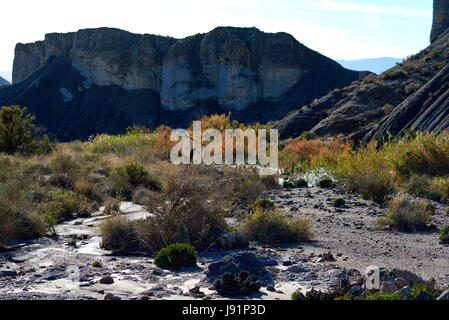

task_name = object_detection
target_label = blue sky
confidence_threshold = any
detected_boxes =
[0,0,433,78]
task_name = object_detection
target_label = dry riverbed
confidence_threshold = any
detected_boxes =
[1,186,448,300]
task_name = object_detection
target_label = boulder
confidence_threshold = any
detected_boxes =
[212,271,261,296]
[207,252,270,282]
[216,232,249,250]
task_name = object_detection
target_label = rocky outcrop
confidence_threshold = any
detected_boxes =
[275,27,449,141]
[431,0,449,43]
[362,63,449,143]
[1,27,362,140]
[0,76,8,87]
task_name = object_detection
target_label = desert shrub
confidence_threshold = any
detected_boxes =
[333,198,346,208]
[50,154,79,175]
[137,168,227,251]
[87,133,156,155]
[260,175,281,190]
[432,49,442,57]
[382,103,395,115]
[440,226,449,244]
[75,179,95,198]
[0,106,52,155]
[48,189,79,220]
[0,183,46,242]
[334,293,357,301]
[92,261,102,268]
[280,137,352,174]
[100,216,138,253]
[154,243,198,269]
[405,175,430,194]
[295,178,308,188]
[390,133,449,177]
[283,180,295,189]
[366,292,403,300]
[431,177,449,200]
[291,289,305,300]
[240,207,312,244]
[332,142,394,203]
[107,163,161,197]
[298,131,318,141]
[77,197,94,217]
[377,194,433,231]
[413,188,442,202]
[103,197,122,215]
[409,284,438,300]
[132,187,151,205]
[250,198,275,210]
[318,178,335,189]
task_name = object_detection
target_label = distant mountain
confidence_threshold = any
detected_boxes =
[0,76,9,87]
[0,72,12,83]
[337,57,404,75]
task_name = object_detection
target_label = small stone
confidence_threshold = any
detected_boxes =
[99,276,114,284]
[266,285,276,292]
[104,293,121,300]
[282,260,293,267]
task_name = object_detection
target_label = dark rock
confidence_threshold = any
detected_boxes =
[207,252,270,282]
[217,232,249,250]
[0,270,18,277]
[266,285,276,292]
[104,293,121,300]
[99,276,114,284]
[212,272,261,296]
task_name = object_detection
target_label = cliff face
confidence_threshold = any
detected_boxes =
[431,0,449,43]
[1,27,362,140]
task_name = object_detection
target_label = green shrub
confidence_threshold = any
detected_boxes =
[440,226,449,244]
[366,292,403,300]
[334,293,356,301]
[377,194,433,231]
[0,105,52,155]
[333,198,346,208]
[298,131,318,141]
[413,188,442,202]
[295,179,308,188]
[432,49,442,57]
[107,163,161,194]
[154,243,198,269]
[283,180,295,189]
[92,261,102,268]
[240,207,312,244]
[291,289,305,300]
[318,178,335,189]
[409,284,438,300]
[250,198,275,210]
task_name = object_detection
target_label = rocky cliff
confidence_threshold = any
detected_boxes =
[0,27,362,141]
[276,9,449,142]
[431,0,449,43]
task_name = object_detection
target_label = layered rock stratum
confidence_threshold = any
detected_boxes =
[0,27,362,140]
